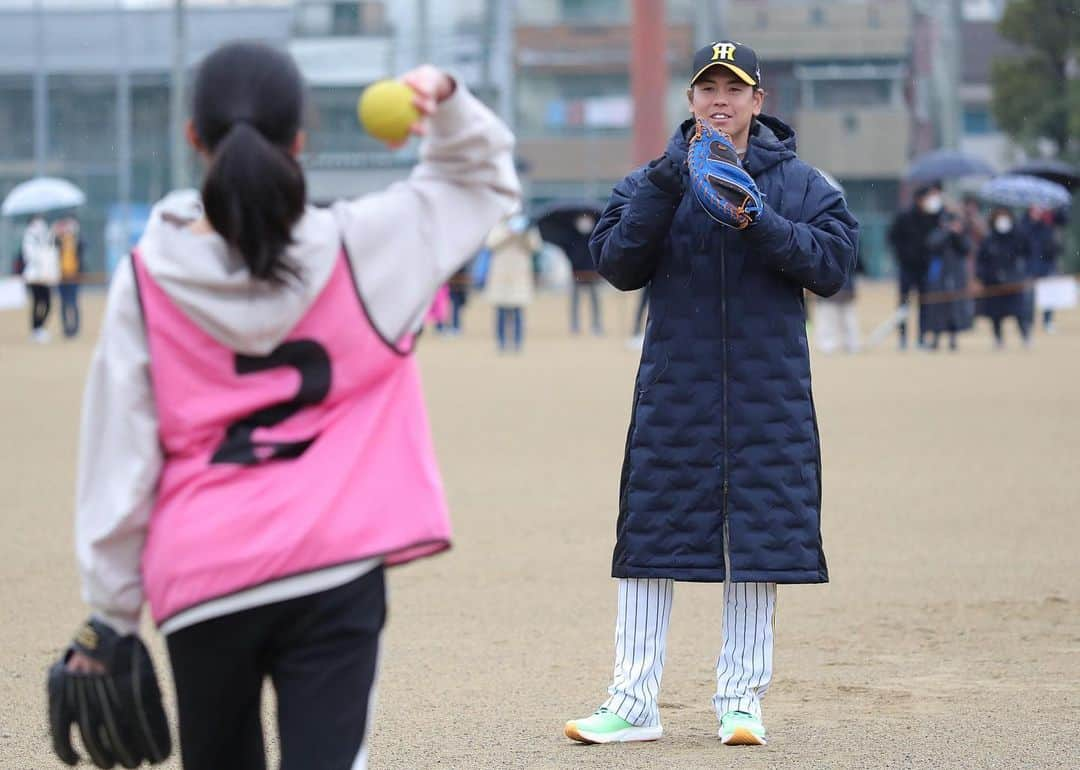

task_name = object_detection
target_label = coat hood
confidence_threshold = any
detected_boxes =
[135,190,340,357]
[667,113,797,177]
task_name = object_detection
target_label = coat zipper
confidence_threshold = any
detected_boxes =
[720,235,732,584]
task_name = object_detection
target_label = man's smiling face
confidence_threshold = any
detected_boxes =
[688,70,764,151]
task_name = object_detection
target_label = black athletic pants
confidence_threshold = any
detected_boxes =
[28,283,51,330]
[166,567,386,770]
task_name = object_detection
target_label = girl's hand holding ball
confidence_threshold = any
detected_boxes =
[357,65,456,149]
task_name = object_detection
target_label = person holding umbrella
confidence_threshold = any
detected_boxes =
[923,208,973,351]
[977,207,1033,348]
[535,203,605,336]
[53,216,86,338]
[19,214,60,343]
[1021,205,1063,333]
[887,184,943,350]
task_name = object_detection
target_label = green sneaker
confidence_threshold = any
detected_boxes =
[564,708,663,744]
[719,710,767,746]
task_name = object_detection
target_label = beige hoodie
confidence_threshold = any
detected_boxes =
[76,85,520,635]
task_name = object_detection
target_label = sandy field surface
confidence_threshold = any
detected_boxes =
[1,281,1077,770]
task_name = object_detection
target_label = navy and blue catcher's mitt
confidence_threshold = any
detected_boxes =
[47,619,172,768]
[687,118,763,229]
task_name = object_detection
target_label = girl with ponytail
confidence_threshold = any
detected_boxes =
[55,40,519,769]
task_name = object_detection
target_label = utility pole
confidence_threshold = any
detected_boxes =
[33,0,48,177]
[492,0,517,131]
[415,0,429,67]
[170,0,188,190]
[630,0,669,165]
[116,1,132,263]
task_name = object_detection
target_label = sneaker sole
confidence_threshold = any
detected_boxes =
[720,726,767,746]
[564,722,662,744]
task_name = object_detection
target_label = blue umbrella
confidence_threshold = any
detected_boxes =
[979,174,1072,210]
[906,149,995,183]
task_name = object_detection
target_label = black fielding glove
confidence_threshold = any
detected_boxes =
[645,153,686,198]
[47,618,172,768]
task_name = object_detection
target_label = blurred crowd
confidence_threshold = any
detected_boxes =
[884,184,1066,352]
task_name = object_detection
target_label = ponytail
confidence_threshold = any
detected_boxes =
[191,42,307,285]
[201,122,306,284]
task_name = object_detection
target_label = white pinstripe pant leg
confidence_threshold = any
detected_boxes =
[601,578,673,728]
[712,581,776,721]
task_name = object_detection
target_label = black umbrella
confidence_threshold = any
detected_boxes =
[533,201,603,273]
[1007,159,1080,191]
[906,149,995,183]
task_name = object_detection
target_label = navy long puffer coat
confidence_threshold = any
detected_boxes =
[590,115,858,584]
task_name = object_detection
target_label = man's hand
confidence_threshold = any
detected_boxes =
[645,153,686,198]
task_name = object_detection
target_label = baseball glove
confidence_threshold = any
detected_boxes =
[687,118,763,229]
[47,618,171,768]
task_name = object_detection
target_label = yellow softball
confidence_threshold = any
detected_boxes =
[357,80,419,145]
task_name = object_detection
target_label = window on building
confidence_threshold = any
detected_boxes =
[559,0,624,24]
[0,77,34,161]
[48,75,117,163]
[810,79,893,109]
[962,106,997,135]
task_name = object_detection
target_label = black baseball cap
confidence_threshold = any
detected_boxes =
[690,40,761,88]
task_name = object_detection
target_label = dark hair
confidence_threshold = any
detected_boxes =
[193,42,306,284]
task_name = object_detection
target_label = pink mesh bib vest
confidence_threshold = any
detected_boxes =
[132,250,451,626]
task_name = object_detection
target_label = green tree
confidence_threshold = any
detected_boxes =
[990,0,1080,158]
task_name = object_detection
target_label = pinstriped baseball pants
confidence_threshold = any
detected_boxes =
[601,578,776,727]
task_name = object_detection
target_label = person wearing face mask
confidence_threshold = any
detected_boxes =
[1020,205,1063,333]
[887,184,944,349]
[923,209,973,351]
[976,207,1033,348]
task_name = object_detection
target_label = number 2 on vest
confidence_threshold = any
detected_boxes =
[211,340,332,465]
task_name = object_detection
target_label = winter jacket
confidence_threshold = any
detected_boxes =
[590,115,858,583]
[976,230,1031,322]
[484,218,540,307]
[923,226,973,333]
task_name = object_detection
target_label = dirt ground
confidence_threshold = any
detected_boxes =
[1,282,1077,770]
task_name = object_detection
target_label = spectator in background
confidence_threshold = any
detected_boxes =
[887,183,942,350]
[923,208,972,352]
[567,213,604,336]
[977,207,1032,349]
[961,194,987,283]
[484,210,540,353]
[53,216,85,338]
[1021,205,1062,333]
[445,265,470,334]
[814,260,861,355]
[20,214,60,343]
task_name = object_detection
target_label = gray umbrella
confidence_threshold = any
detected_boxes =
[979,174,1072,210]
[1007,159,1080,191]
[906,150,995,183]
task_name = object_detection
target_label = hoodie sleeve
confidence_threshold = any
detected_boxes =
[75,258,161,635]
[589,167,680,292]
[333,83,520,345]
[742,167,859,297]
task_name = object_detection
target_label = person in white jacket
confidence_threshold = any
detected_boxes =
[52,41,519,770]
[484,210,541,351]
[20,214,60,342]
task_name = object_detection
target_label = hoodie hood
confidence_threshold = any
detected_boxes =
[668,113,797,177]
[135,190,340,357]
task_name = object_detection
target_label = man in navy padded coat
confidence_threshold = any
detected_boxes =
[564,40,858,749]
